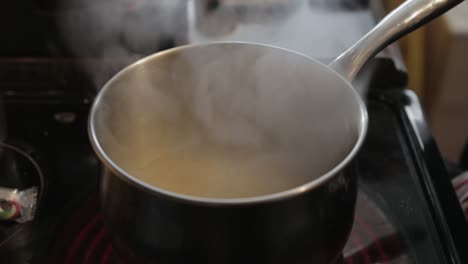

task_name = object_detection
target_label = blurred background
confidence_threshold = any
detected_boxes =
[384,0,468,162]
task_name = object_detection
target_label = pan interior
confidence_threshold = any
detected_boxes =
[91,43,366,199]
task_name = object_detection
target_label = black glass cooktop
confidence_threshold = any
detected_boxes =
[1,81,467,263]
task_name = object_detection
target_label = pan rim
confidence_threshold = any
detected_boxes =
[88,41,369,205]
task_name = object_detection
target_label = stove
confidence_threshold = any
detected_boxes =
[1,0,468,263]
[46,191,404,264]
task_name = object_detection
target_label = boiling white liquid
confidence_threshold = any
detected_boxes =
[111,114,323,199]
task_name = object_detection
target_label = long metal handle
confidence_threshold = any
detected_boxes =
[329,0,464,82]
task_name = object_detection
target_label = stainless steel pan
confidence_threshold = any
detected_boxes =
[89,0,464,263]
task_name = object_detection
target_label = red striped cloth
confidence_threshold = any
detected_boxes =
[453,172,468,220]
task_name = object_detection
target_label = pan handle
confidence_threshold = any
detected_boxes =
[329,0,464,82]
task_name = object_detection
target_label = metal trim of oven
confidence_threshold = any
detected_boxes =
[398,90,468,263]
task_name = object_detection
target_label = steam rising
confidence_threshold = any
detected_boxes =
[62,1,372,197]
[59,0,185,88]
[59,0,375,96]
[91,43,365,197]
[188,0,375,96]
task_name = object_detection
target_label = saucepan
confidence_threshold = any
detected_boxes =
[89,0,464,263]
